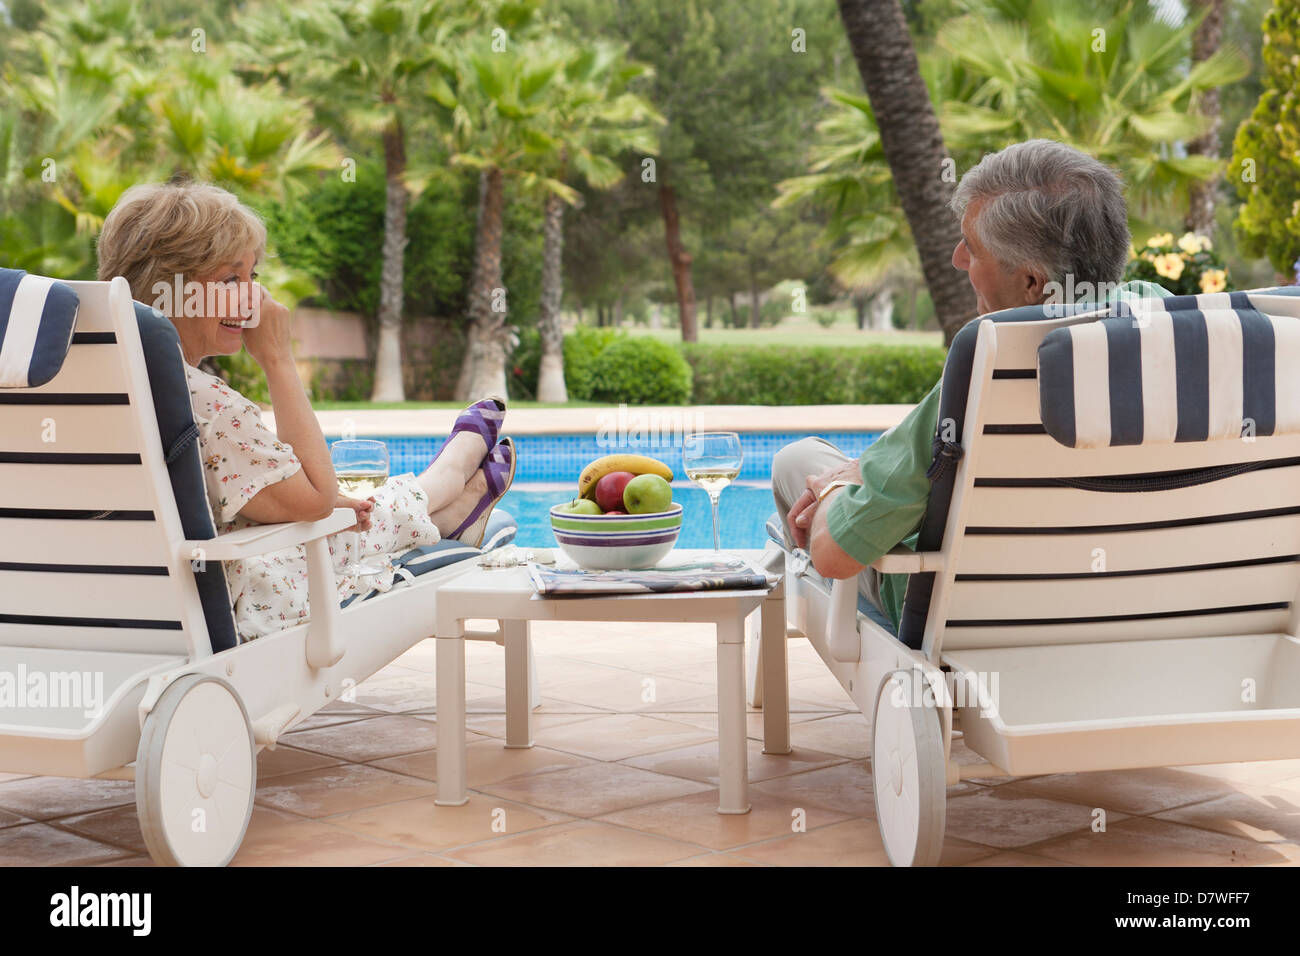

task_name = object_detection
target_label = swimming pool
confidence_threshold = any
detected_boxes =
[325,430,882,548]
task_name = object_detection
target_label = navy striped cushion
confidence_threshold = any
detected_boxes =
[1037,291,1300,448]
[0,268,80,387]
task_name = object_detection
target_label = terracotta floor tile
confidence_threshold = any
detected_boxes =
[55,803,147,856]
[286,709,382,734]
[0,807,28,829]
[787,673,856,708]
[230,807,411,866]
[543,672,715,712]
[0,775,135,821]
[352,673,499,714]
[1153,787,1300,844]
[729,818,996,866]
[257,744,345,780]
[665,853,766,866]
[661,709,829,739]
[1031,816,1298,866]
[254,764,436,818]
[0,822,131,866]
[752,762,876,817]
[643,693,842,715]
[1177,759,1300,787]
[0,773,31,784]
[1002,767,1241,816]
[477,762,711,817]
[597,789,851,851]
[962,851,1080,866]
[369,740,590,786]
[621,741,845,786]
[330,793,570,853]
[460,711,605,739]
[284,714,459,762]
[374,854,463,867]
[544,642,717,672]
[532,714,717,761]
[943,786,1127,850]
[444,820,701,866]
[787,713,872,760]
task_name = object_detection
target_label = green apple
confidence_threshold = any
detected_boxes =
[623,473,673,514]
[558,497,602,516]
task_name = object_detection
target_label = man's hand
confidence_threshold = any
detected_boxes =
[787,461,860,549]
[337,494,375,533]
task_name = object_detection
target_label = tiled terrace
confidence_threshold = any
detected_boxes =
[3,619,1299,867]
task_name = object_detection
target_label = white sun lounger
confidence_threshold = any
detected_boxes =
[0,273,524,866]
[756,285,1300,865]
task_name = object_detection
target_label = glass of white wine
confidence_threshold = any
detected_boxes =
[682,431,743,553]
[331,439,390,576]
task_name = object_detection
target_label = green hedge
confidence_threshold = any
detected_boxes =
[510,327,943,405]
[589,336,693,405]
[682,342,944,405]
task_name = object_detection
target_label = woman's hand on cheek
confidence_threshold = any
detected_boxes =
[241,283,294,369]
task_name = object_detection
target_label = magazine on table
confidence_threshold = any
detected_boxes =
[529,556,779,596]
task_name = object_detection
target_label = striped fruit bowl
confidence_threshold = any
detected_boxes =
[549,503,683,570]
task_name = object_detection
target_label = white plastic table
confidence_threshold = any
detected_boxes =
[432,549,789,814]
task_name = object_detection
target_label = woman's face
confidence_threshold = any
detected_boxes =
[173,250,259,365]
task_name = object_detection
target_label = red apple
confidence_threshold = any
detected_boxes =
[594,471,636,512]
[604,510,626,515]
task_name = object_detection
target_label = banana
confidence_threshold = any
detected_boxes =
[578,454,674,499]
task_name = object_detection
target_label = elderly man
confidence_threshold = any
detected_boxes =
[771,139,1170,633]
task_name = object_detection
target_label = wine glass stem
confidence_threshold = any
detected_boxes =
[709,492,721,552]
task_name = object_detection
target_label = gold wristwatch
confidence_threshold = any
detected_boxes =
[816,479,855,503]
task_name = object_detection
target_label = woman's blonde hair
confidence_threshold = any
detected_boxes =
[96,180,268,311]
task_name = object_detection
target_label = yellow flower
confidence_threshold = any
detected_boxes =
[1153,253,1185,280]
[1128,243,1138,260]
[1200,269,1227,294]
[1177,232,1202,254]
[1197,234,1213,252]
[1146,232,1174,249]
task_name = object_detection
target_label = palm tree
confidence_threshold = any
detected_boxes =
[1185,0,1228,236]
[835,0,976,342]
[235,0,487,401]
[774,88,921,332]
[528,38,661,402]
[438,31,579,402]
[936,0,1248,239]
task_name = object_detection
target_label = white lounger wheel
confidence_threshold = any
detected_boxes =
[136,674,256,867]
[871,669,946,867]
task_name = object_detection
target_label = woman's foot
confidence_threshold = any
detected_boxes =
[417,398,506,508]
[447,437,516,548]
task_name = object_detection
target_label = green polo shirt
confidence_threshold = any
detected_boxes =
[824,280,1172,631]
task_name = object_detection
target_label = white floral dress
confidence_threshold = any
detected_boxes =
[185,365,443,641]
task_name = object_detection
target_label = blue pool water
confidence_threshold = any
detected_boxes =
[326,430,882,548]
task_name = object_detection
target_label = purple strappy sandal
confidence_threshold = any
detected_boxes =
[429,397,506,468]
[449,436,517,547]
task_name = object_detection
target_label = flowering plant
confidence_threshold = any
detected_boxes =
[1123,232,1230,295]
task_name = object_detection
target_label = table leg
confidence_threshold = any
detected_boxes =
[434,635,469,806]
[503,619,534,749]
[761,577,791,755]
[716,617,751,815]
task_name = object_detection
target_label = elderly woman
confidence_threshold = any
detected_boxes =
[96,180,515,641]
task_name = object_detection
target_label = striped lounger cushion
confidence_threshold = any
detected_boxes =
[0,268,80,387]
[1038,291,1300,448]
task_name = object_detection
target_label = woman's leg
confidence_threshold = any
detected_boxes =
[417,434,483,513]
[428,470,487,536]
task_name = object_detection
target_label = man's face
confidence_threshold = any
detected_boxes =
[952,201,1048,315]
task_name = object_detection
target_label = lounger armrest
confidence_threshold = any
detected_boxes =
[179,509,355,562]
[869,547,944,574]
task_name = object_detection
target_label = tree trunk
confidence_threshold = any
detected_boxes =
[456,166,510,403]
[837,0,976,344]
[727,291,737,328]
[704,295,713,329]
[371,122,409,401]
[536,192,568,403]
[613,295,624,327]
[658,182,698,342]
[870,285,894,331]
[853,291,867,330]
[1185,0,1225,237]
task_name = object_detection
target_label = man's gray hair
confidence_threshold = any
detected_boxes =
[949,139,1131,289]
